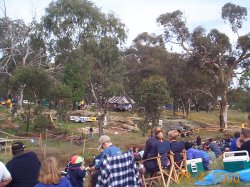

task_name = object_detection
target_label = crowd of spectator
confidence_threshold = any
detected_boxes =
[1,127,250,187]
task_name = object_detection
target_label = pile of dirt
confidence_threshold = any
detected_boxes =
[0,114,18,129]
[68,110,97,117]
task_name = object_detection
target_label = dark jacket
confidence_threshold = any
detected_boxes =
[142,136,159,171]
[6,152,40,187]
[170,141,185,164]
[67,164,86,187]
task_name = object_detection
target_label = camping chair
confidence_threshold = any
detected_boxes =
[141,141,179,187]
[162,151,179,186]
[169,150,188,182]
[141,155,167,187]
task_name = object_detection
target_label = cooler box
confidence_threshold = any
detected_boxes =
[186,158,204,176]
[223,151,250,172]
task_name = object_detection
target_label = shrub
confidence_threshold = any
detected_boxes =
[34,114,49,132]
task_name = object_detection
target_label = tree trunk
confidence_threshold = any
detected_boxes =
[180,98,186,117]
[26,102,31,135]
[187,98,191,113]
[173,97,177,115]
[98,114,104,136]
[219,92,228,131]
[17,84,26,109]
[90,81,103,137]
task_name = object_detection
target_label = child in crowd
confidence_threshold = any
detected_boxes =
[35,157,72,187]
[204,146,216,162]
[67,155,89,187]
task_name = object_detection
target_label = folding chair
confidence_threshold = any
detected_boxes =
[163,152,179,186]
[141,141,179,187]
[169,150,188,182]
[141,155,167,187]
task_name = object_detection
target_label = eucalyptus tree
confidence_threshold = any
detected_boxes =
[124,32,168,97]
[42,0,127,135]
[0,0,50,107]
[136,75,169,135]
[10,66,51,133]
[157,3,250,130]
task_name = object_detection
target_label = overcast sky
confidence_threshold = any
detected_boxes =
[1,0,250,46]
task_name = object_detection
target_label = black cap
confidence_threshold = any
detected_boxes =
[11,142,26,151]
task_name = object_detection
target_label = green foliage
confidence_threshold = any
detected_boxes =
[136,75,169,129]
[238,92,250,112]
[33,105,45,115]
[63,51,88,102]
[42,0,127,116]
[10,66,50,100]
[124,33,168,100]
[33,114,49,132]
[48,83,71,102]
[239,71,250,89]
[221,3,248,33]
[157,10,190,42]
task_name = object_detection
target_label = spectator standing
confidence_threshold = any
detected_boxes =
[88,128,94,140]
[6,142,40,187]
[67,155,89,187]
[0,161,12,186]
[35,157,72,187]
[90,135,121,186]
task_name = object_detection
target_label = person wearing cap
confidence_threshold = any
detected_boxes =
[6,142,40,187]
[94,135,121,169]
[0,161,12,186]
[90,135,121,186]
[67,155,89,187]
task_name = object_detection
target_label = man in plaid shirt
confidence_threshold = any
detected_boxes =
[96,151,141,187]
[90,135,122,186]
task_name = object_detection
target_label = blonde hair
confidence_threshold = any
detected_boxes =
[168,130,179,140]
[38,157,61,184]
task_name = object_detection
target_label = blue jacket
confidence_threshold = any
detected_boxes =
[35,177,72,187]
[95,145,121,169]
[230,138,238,151]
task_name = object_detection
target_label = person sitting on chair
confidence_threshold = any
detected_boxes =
[142,126,166,171]
[168,130,185,166]
[185,141,210,171]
